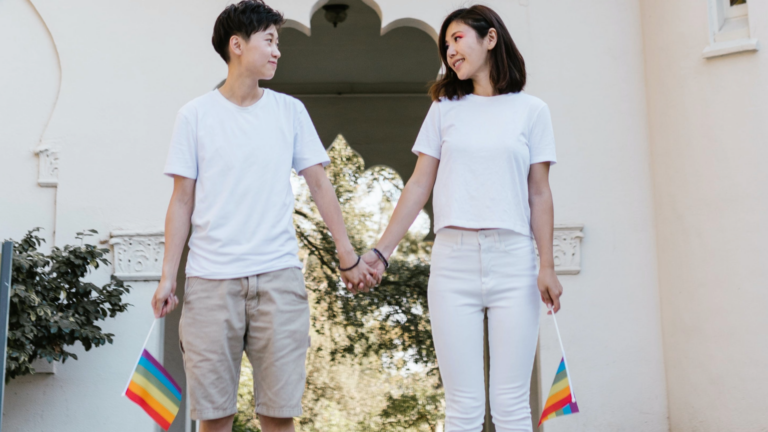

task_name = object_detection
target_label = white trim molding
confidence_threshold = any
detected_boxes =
[34,139,62,187]
[552,224,585,275]
[704,0,759,58]
[534,224,585,275]
[109,230,165,281]
[703,38,758,58]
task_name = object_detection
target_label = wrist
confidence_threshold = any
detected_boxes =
[338,254,361,272]
[539,262,556,272]
[375,243,395,260]
[159,269,176,284]
[337,246,358,266]
[537,251,555,270]
[372,248,390,269]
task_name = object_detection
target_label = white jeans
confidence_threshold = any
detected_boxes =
[429,228,540,432]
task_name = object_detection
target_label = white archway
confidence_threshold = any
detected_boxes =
[381,17,438,43]
[284,0,439,43]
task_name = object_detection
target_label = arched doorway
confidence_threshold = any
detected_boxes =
[264,0,440,233]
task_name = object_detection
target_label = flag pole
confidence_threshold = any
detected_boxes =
[122,318,158,396]
[549,306,576,402]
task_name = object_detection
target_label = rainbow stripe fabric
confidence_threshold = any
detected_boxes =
[125,349,182,431]
[538,357,580,426]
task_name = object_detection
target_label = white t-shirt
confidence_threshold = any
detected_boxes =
[164,89,329,279]
[412,92,557,236]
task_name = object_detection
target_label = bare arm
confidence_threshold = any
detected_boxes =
[301,164,376,291]
[529,162,563,313]
[372,154,439,261]
[151,176,195,318]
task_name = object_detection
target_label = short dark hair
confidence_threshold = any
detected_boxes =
[212,0,285,63]
[429,5,526,101]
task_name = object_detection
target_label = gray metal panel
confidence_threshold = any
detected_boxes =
[0,241,14,432]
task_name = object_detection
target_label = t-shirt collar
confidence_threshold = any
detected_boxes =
[214,87,270,111]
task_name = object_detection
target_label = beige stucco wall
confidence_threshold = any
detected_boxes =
[0,0,58,246]
[0,0,672,430]
[0,0,226,430]
[518,1,669,430]
[640,1,768,431]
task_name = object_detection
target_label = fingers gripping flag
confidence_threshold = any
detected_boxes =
[538,307,580,427]
[123,320,182,431]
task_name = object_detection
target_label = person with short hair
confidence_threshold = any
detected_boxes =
[363,5,563,431]
[152,2,378,431]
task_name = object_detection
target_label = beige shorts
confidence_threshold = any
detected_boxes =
[179,267,310,420]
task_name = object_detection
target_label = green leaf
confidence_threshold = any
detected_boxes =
[4,229,131,382]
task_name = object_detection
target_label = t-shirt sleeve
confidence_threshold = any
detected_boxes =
[529,104,557,165]
[163,109,198,179]
[411,101,442,160]
[292,102,330,175]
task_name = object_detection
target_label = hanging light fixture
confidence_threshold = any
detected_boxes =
[322,4,349,28]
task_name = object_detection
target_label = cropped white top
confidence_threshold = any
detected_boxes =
[411,92,557,236]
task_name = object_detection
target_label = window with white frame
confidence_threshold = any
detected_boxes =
[703,0,758,58]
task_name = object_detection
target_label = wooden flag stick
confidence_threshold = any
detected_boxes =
[549,306,576,402]
[122,318,158,396]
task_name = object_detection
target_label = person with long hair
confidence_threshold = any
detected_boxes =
[362,5,563,431]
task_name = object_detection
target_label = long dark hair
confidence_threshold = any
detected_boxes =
[429,5,526,101]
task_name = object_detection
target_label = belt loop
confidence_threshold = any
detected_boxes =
[494,231,500,247]
[458,231,463,248]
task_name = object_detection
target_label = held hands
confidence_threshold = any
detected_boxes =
[339,250,380,294]
[361,250,386,279]
[151,277,179,319]
[538,267,563,314]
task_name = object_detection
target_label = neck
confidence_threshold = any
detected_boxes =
[471,65,495,97]
[218,63,264,107]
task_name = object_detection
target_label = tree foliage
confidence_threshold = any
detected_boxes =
[230,136,444,430]
[233,354,262,432]
[235,136,444,430]
[380,391,445,431]
[294,136,437,369]
[294,136,443,430]
[4,228,131,382]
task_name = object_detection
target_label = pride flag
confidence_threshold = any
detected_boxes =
[538,357,580,426]
[123,321,182,431]
[538,307,580,427]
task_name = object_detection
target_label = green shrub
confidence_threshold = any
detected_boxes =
[4,228,131,382]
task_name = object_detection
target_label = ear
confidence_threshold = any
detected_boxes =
[486,28,498,51]
[229,35,243,59]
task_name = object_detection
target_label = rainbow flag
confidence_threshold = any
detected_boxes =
[124,349,182,431]
[538,357,580,426]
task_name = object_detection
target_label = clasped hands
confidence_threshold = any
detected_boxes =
[338,249,389,294]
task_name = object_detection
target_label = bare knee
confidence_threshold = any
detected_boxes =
[259,415,295,432]
[199,414,235,432]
